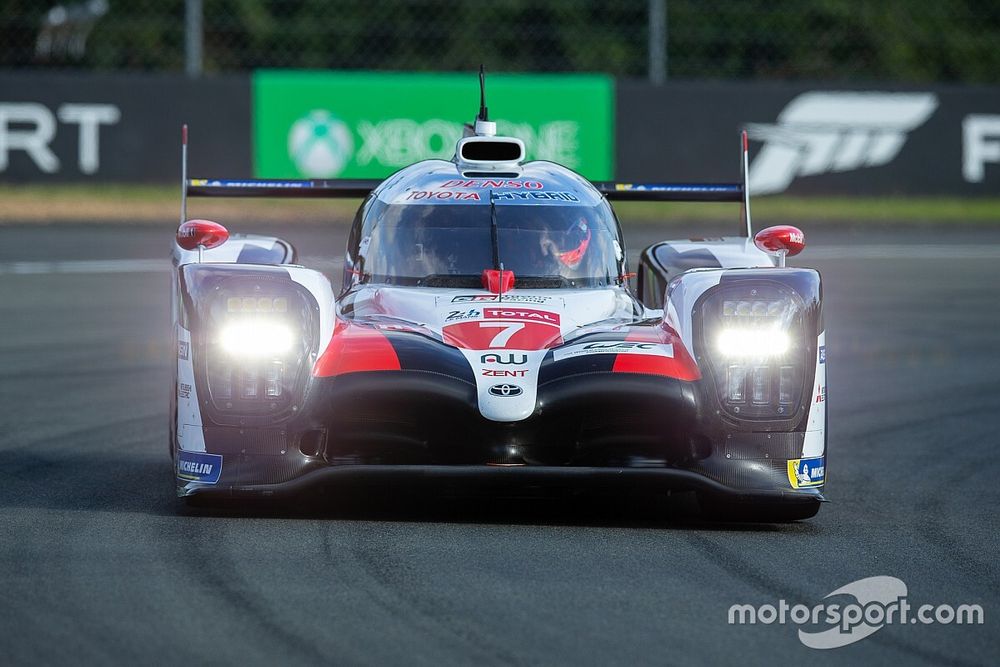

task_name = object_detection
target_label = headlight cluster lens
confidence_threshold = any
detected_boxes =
[700,288,807,420]
[203,283,315,416]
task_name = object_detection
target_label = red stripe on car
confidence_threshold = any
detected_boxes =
[313,320,401,377]
[611,326,701,381]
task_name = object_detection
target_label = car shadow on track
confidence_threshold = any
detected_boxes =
[0,447,821,533]
[181,481,822,533]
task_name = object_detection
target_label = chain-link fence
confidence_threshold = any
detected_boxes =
[2,0,999,82]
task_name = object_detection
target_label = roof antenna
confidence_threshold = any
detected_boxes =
[478,65,488,122]
[474,65,496,137]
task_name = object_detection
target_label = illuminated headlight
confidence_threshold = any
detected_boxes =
[699,287,808,420]
[199,278,318,418]
[218,321,294,358]
[716,327,790,358]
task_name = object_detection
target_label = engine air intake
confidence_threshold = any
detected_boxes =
[455,136,525,172]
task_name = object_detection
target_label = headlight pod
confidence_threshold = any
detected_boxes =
[698,283,809,421]
[202,281,317,418]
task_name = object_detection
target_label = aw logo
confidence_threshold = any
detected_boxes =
[287,110,354,178]
[746,92,938,194]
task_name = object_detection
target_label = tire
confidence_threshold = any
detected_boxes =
[698,495,821,523]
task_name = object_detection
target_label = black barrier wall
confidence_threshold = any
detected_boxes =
[0,72,251,183]
[2,72,998,195]
[616,80,1000,196]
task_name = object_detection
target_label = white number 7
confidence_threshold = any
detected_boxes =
[479,322,524,347]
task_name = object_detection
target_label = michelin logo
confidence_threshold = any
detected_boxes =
[747,92,938,194]
[177,451,223,485]
[787,456,825,489]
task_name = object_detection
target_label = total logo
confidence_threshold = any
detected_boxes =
[287,112,582,178]
[484,308,560,325]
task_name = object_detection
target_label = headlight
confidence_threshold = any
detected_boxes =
[218,321,294,358]
[699,286,808,420]
[716,326,790,358]
[200,281,317,418]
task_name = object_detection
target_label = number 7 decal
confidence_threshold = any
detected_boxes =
[479,322,525,347]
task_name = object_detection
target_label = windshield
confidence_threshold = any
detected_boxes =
[356,199,623,288]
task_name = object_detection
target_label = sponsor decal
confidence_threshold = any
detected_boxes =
[178,340,190,360]
[481,352,528,365]
[178,382,192,399]
[488,384,523,397]
[440,179,544,189]
[819,345,826,364]
[452,294,551,303]
[177,451,223,485]
[746,92,938,194]
[552,341,674,361]
[482,369,528,377]
[253,71,613,179]
[0,102,120,176]
[287,110,354,178]
[445,308,480,322]
[963,114,1000,183]
[483,307,560,325]
[492,191,579,202]
[815,385,826,403]
[405,190,481,201]
[787,456,825,488]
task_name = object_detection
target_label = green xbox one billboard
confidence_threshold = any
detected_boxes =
[252,70,614,180]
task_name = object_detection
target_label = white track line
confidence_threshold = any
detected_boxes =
[0,247,993,275]
[803,245,1000,260]
[0,259,171,274]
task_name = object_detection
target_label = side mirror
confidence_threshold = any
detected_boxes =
[753,225,805,267]
[176,219,229,254]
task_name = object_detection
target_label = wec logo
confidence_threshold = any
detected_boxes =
[746,92,938,194]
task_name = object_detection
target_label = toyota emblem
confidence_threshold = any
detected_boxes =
[489,384,523,397]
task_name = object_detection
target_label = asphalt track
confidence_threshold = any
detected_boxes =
[0,221,998,666]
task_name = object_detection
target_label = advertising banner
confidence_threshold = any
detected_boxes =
[253,70,614,180]
[616,81,1000,196]
[0,72,251,183]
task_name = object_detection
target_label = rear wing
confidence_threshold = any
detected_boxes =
[181,127,753,237]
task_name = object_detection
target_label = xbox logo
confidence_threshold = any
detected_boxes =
[287,110,354,178]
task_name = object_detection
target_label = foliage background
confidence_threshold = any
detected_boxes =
[1,0,999,82]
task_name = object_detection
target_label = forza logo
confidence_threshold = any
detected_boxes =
[746,92,938,194]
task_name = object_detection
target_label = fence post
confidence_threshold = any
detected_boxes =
[185,0,203,77]
[648,0,667,84]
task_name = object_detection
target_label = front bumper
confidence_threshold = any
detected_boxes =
[176,370,825,504]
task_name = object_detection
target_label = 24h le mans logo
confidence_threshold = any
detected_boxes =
[287,110,354,178]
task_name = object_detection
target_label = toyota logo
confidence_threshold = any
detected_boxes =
[489,384,523,397]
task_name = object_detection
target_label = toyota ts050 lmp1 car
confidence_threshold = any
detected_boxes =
[170,79,826,521]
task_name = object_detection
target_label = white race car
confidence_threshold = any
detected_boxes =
[170,73,826,520]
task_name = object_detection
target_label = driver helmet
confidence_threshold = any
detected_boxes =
[539,217,592,270]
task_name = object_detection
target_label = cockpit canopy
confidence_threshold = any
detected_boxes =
[344,162,626,290]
